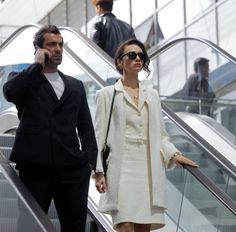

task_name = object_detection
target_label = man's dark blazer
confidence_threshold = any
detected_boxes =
[3,62,98,167]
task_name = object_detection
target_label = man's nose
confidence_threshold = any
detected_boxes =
[55,44,62,51]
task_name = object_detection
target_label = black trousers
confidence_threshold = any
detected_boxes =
[17,163,91,232]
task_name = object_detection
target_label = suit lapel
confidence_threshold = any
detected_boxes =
[114,79,148,110]
[41,74,58,103]
[139,85,148,109]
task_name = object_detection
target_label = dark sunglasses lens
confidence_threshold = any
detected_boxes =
[138,52,145,60]
[127,52,137,60]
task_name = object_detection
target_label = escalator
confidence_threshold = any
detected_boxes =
[0,25,235,231]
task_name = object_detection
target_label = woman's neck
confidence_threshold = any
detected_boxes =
[121,75,139,89]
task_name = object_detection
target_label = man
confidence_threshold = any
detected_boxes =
[182,57,216,116]
[91,0,136,58]
[3,25,98,232]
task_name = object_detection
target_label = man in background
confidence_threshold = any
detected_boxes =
[91,0,136,58]
[182,57,216,116]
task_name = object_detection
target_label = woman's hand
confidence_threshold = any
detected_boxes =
[172,153,198,167]
[95,172,107,193]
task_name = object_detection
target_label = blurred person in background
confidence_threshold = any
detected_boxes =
[182,57,216,116]
[91,0,136,58]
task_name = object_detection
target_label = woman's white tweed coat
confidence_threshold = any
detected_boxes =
[94,79,179,214]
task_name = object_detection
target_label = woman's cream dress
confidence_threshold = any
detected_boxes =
[111,91,165,230]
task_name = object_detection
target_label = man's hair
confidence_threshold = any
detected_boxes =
[194,57,209,73]
[33,25,61,49]
[92,0,113,11]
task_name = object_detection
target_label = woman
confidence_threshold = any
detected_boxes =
[94,39,198,232]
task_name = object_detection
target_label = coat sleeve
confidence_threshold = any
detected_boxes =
[94,89,108,173]
[156,92,179,169]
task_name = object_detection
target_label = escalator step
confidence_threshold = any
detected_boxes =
[0,218,17,232]
[0,147,11,160]
[0,180,18,198]
[0,135,15,147]
[0,199,18,217]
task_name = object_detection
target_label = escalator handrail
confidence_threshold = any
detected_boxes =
[88,196,113,232]
[0,24,40,52]
[63,43,108,88]
[0,152,56,232]
[148,36,236,65]
[185,165,236,215]
[58,26,116,68]
[162,102,236,177]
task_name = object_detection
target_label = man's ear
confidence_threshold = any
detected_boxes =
[96,4,103,15]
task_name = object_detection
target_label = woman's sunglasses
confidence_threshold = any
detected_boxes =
[121,51,145,61]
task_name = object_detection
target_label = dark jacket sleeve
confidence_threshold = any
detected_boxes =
[76,82,98,169]
[92,17,104,49]
[3,63,43,105]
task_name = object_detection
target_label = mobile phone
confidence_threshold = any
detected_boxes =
[44,53,49,64]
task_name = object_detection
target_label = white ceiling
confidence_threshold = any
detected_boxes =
[0,0,61,25]
[0,0,62,41]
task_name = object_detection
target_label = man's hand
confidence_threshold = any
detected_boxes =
[34,48,50,67]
